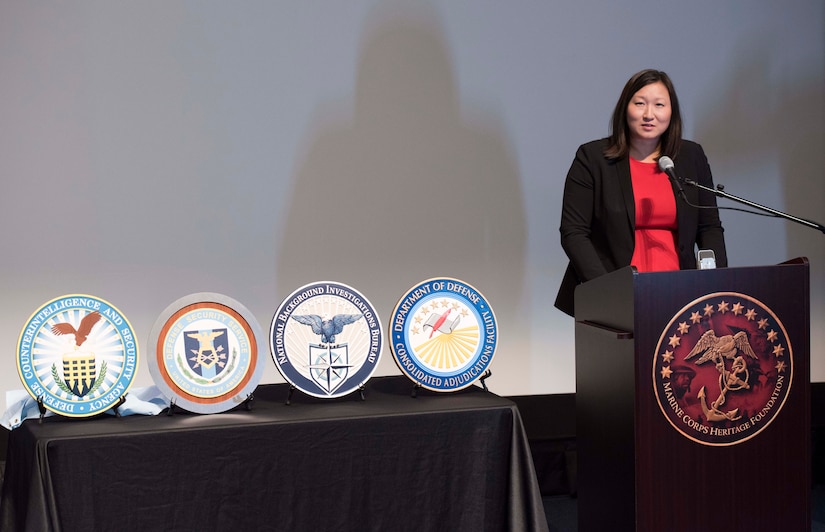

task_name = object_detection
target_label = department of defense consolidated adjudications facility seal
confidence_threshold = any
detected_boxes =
[270,282,383,399]
[17,294,139,417]
[653,292,792,446]
[148,293,264,414]
[389,278,498,391]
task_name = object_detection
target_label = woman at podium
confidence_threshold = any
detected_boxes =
[555,69,727,316]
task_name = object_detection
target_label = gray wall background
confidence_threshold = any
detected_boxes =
[2,1,823,402]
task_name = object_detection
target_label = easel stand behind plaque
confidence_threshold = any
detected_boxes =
[37,394,129,423]
[284,384,367,405]
[409,369,492,398]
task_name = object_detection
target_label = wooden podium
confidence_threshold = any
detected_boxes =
[574,258,811,531]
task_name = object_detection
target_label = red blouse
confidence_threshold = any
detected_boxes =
[629,158,680,272]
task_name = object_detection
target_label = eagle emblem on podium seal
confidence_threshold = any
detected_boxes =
[389,278,498,391]
[16,294,139,417]
[653,292,792,446]
[270,282,382,399]
[148,293,264,414]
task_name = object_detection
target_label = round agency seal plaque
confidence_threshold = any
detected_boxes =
[389,278,498,391]
[148,293,264,414]
[270,282,382,399]
[653,292,793,446]
[16,294,139,417]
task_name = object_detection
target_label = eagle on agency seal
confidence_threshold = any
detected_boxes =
[51,311,102,347]
[291,313,363,345]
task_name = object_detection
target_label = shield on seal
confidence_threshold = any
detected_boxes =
[62,352,97,397]
[308,344,352,394]
[183,328,230,379]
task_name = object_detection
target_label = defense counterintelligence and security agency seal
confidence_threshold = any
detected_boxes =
[16,294,139,417]
[270,282,383,399]
[653,292,793,446]
[148,293,264,414]
[389,278,498,391]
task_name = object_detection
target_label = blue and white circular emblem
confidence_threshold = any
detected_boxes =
[16,294,139,417]
[148,293,264,414]
[270,282,383,399]
[389,278,498,391]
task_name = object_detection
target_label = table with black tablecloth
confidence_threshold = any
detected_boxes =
[0,376,547,532]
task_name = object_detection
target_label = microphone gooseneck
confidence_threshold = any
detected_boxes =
[658,155,825,233]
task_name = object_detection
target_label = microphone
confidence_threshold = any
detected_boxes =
[658,156,687,201]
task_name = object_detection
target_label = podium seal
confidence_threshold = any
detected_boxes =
[389,278,498,391]
[148,293,264,414]
[16,294,139,417]
[270,282,382,398]
[653,292,793,446]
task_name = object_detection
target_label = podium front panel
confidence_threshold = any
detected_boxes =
[576,261,810,531]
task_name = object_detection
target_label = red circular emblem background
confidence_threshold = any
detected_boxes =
[653,292,793,446]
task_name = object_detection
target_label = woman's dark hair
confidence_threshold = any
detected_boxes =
[604,69,683,160]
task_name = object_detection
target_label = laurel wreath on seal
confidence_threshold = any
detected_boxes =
[51,360,108,396]
[176,348,239,385]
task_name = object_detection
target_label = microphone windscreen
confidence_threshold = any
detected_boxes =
[658,156,675,172]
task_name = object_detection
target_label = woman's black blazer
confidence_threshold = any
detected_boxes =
[554,138,727,316]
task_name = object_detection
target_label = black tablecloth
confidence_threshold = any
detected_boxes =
[0,376,548,532]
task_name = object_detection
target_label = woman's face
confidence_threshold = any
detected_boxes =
[626,81,672,147]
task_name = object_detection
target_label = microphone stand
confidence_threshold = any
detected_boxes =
[682,178,825,235]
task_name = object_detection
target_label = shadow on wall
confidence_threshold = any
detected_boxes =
[693,38,825,385]
[694,37,825,270]
[276,6,527,341]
